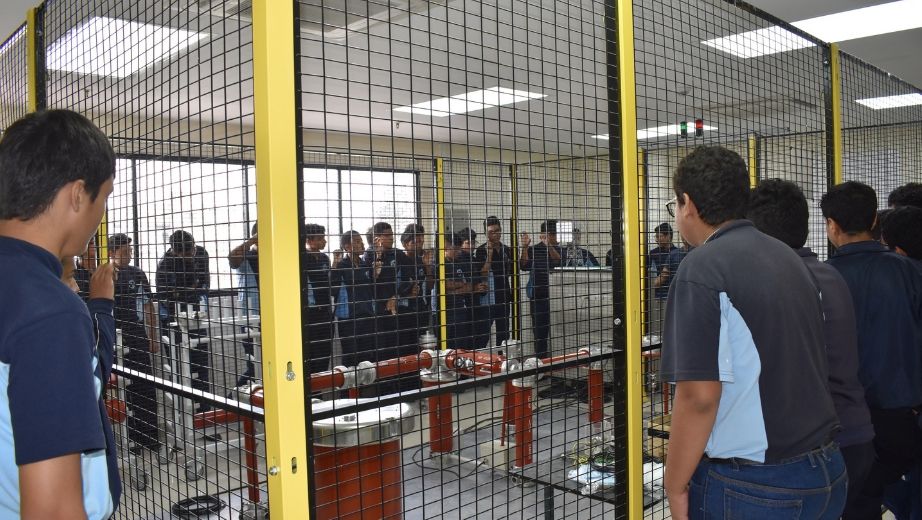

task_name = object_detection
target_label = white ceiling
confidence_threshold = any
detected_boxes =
[0,0,919,157]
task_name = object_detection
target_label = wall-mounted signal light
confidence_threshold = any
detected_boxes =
[695,119,704,137]
[680,121,688,138]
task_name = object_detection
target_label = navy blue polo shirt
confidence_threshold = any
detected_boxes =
[797,248,874,447]
[827,240,922,410]
[521,243,562,300]
[0,237,119,518]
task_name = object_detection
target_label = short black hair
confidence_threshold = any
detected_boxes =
[250,222,258,236]
[888,183,922,209]
[0,109,115,220]
[821,181,877,234]
[484,216,501,229]
[654,223,673,236]
[372,221,392,236]
[340,230,362,248]
[747,179,809,249]
[871,209,891,241]
[108,233,132,249]
[445,232,464,248]
[881,206,922,260]
[170,230,195,254]
[401,223,424,245]
[673,146,749,226]
[303,223,325,239]
[458,227,477,242]
[540,220,557,233]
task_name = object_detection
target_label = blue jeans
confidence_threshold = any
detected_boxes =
[689,443,847,519]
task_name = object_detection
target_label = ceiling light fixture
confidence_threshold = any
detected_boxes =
[702,0,922,59]
[393,86,546,117]
[47,16,208,78]
[855,93,922,109]
[592,123,718,140]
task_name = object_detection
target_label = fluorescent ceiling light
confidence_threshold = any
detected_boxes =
[393,86,546,117]
[792,1,922,44]
[47,16,208,78]
[703,0,922,59]
[855,93,922,109]
[592,123,719,140]
[702,26,814,59]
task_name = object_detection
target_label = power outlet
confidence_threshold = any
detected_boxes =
[478,440,513,470]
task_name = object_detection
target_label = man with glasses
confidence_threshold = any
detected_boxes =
[661,146,845,519]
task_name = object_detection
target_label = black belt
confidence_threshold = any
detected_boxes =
[704,439,837,466]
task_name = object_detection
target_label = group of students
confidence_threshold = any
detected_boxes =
[660,145,922,520]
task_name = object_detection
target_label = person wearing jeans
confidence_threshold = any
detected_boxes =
[661,147,844,519]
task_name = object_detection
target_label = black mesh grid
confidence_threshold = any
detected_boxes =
[1,0,920,518]
[631,0,835,515]
[0,24,28,134]
[297,0,626,518]
[840,52,922,210]
[39,0,267,517]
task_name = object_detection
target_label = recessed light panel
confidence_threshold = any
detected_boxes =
[393,87,546,117]
[855,93,922,110]
[47,16,208,78]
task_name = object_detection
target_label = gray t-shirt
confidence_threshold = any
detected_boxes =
[661,220,838,463]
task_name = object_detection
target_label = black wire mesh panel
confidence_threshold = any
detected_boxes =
[840,52,922,211]
[631,0,831,516]
[297,0,626,518]
[42,0,266,518]
[0,25,28,134]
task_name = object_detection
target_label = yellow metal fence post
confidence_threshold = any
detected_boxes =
[25,8,39,113]
[616,0,644,516]
[748,133,760,188]
[509,164,520,340]
[829,43,844,186]
[436,158,448,351]
[252,0,309,517]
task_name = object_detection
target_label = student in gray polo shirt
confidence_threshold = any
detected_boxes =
[661,147,845,520]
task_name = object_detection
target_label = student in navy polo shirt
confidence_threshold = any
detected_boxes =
[473,216,515,348]
[822,181,922,519]
[748,179,875,515]
[0,109,121,518]
[662,147,844,519]
[302,223,333,377]
[108,233,162,456]
[519,220,562,358]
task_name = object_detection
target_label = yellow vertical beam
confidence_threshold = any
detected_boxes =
[509,164,520,340]
[435,158,448,350]
[748,133,759,188]
[830,43,844,186]
[616,0,644,516]
[252,1,309,517]
[25,10,38,112]
[637,148,646,339]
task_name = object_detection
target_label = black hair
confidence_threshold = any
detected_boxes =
[445,232,464,248]
[673,146,749,226]
[747,179,809,249]
[0,109,115,220]
[484,216,501,230]
[340,230,362,248]
[821,181,877,234]
[540,219,557,233]
[871,209,891,241]
[458,227,477,242]
[888,183,922,209]
[251,222,258,236]
[401,223,424,245]
[654,223,673,236]
[170,230,195,255]
[303,223,325,239]
[881,206,922,260]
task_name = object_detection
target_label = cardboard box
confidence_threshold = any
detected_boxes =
[644,413,671,461]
